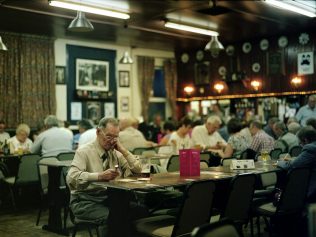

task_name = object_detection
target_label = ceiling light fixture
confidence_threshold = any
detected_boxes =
[205,36,224,57]
[264,0,316,18]
[164,22,219,36]
[49,0,130,19]
[68,11,94,32]
[0,36,8,51]
[119,51,133,64]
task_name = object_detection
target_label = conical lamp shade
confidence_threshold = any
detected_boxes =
[0,36,8,51]
[119,51,133,64]
[68,11,94,32]
[205,36,224,52]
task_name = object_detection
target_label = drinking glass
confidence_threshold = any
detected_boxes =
[140,157,151,179]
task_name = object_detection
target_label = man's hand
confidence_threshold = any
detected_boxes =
[114,140,129,157]
[98,169,119,181]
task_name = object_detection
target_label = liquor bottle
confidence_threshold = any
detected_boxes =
[3,139,10,156]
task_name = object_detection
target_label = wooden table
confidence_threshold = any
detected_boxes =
[38,159,71,236]
[94,160,280,237]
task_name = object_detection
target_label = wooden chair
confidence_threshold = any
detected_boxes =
[3,154,41,209]
[254,167,311,237]
[269,148,282,160]
[57,152,75,161]
[289,145,302,157]
[191,219,242,237]
[166,155,179,172]
[134,180,216,237]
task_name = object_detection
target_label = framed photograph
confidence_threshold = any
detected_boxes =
[120,96,129,112]
[119,71,130,87]
[104,102,115,118]
[86,101,101,123]
[76,58,109,91]
[56,66,66,84]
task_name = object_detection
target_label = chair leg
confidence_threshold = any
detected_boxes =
[257,216,261,237]
[263,216,272,237]
[87,227,93,237]
[96,226,101,237]
[63,206,69,230]
[72,225,77,237]
[36,208,42,226]
[250,217,254,237]
[8,186,16,210]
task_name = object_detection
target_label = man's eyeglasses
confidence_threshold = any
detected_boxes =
[99,129,118,141]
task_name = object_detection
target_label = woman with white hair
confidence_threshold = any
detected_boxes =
[8,123,33,154]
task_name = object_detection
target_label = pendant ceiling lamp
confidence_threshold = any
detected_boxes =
[119,51,133,64]
[205,36,224,57]
[0,36,8,51]
[68,11,94,32]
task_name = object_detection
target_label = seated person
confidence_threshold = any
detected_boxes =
[73,119,93,150]
[119,117,155,151]
[248,120,275,156]
[66,117,142,236]
[158,121,176,146]
[0,120,10,146]
[273,121,299,152]
[30,115,73,157]
[277,126,316,203]
[167,116,193,154]
[8,123,33,154]
[216,118,248,159]
[191,115,227,151]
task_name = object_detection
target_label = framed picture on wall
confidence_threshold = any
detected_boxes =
[194,62,210,85]
[120,96,129,112]
[76,58,109,91]
[119,71,130,87]
[86,101,101,123]
[56,66,66,84]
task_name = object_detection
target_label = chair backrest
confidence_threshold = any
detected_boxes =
[191,219,241,237]
[132,147,155,155]
[277,167,311,214]
[200,160,209,169]
[221,158,236,167]
[57,152,75,161]
[259,171,277,188]
[221,173,256,224]
[289,145,302,157]
[37,157,59,193]
[200,152,211,162]
[166,155,179,172]
[16,154,41,185]
[172,180,216,237]
[157,146,173,154]
[269,148,282,160]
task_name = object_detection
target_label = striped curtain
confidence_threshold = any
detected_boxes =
[0,32,55,128]
[137,56,155,122]
[164,59,178,121]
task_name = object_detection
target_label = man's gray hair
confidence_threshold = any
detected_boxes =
[44,115,59,128]
[206,115,222,125]
[97,117,119,129]
[274,121,287,132]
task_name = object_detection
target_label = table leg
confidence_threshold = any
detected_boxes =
[108,188,133,237]
[42,166,68,236]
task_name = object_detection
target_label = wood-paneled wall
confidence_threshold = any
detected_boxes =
[176,31,316,99]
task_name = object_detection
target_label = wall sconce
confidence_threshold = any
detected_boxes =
[184,86,194,96]
[291,76,302,88]
[250,79,262,91]
[213,81,225,94]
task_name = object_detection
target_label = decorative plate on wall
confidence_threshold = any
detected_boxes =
[260,39,269,51]
[196,50,204,61]
[181,53,189,63]
[278,36,288,48]
[252,62,261,73]
[299,33,309,45]
[242,42,252,53]
[226,45,235,56]
[218,66,227,76]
